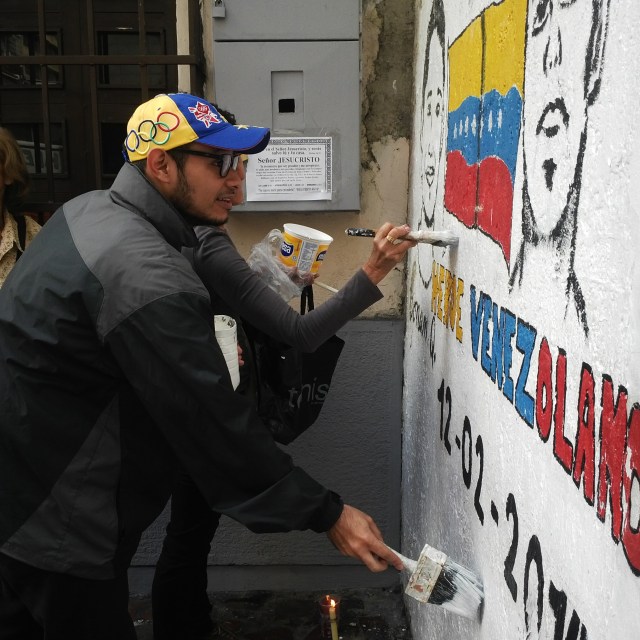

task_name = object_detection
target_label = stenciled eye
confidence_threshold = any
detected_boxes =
[427,103,432,117]
[436,102,441,118]
[531,0,552,36]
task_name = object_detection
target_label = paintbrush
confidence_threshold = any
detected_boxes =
[387,544,484,620]
[345,227,459,247]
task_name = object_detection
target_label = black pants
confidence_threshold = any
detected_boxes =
[152,472,221,640]
[0,552,135,640]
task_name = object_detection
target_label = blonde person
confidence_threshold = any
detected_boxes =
[0,127,39,288]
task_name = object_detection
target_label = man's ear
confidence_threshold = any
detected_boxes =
[585,0,611,106]
[145,148,172,184]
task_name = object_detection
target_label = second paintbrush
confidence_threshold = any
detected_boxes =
[345,227,458,247]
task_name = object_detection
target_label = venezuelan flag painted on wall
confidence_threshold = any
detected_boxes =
[444,0,526,264]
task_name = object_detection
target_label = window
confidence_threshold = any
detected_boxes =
[100,122,126,177]
[0,32,62,88]
[97,30,165,88]
[10,122,67,176]
[0,0,202,211]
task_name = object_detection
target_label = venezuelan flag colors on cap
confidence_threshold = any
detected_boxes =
[124,93,270,162]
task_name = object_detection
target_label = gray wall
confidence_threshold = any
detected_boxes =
[130,319,404,595]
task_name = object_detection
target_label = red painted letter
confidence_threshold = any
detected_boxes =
[553,348,573,474]
[573,364,596,505]
[597,376,627,542]
[536,338,553,442]
[622,404,640,576]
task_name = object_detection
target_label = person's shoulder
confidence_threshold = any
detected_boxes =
[1,211,37,248]
[193,225,239,264]
[24,215,41,244]
[195,224,233,245]
[60,189,205,298]
[89,216,208,336]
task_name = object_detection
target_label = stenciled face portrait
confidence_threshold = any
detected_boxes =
[414,0,447,294]
[419,23,446,231]
[522,0,592,237]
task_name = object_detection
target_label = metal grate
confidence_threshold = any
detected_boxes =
[0,0,203,215]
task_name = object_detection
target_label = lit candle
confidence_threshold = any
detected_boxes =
[318,594,341,639]
[329,598,339,640]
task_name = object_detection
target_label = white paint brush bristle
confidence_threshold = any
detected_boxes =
[388,544,484,620]
[404,229,459,247]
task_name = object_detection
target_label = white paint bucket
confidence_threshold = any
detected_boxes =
[278,223,333,274]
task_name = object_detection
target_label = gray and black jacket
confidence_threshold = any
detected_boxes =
[0,162,342,580]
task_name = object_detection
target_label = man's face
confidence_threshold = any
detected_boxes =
[170,144,242,226]
[420,32,446,228]
[523,0,591,235]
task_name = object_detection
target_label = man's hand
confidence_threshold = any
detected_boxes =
[361,223,417,285]
[326,504,404,572]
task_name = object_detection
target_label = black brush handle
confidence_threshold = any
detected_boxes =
[345,227,376,238]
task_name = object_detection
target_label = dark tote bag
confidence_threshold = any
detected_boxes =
[243,285,345,445]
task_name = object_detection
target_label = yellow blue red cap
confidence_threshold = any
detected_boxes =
[124,93,270,162]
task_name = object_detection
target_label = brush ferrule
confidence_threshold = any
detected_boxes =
[405,545,446,603]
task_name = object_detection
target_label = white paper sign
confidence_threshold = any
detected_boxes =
[246,137,332,201]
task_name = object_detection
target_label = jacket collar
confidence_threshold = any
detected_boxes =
[0,210,20,260]
[110,162,198,250]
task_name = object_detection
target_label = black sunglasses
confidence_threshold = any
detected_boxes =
[173,149,240,177]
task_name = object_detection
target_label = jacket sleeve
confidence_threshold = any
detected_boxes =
[193,227,383,352]
[104,289,343,533]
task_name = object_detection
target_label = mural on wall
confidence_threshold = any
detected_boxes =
[405,0,639,637]
[417,0,447,235]
[445,0,526,266]
[509,0,612,337]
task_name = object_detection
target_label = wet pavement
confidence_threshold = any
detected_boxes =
[130,585,412,639]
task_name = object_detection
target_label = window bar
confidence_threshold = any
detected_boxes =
[188,0,202,92]
[4,55,197,66]
[138,0,149,100]
[86,0,102,188]
[37,0,55,201]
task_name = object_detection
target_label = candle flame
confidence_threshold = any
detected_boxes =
[330,598,336,607]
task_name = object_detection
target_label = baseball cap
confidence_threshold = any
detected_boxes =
[123,93,270,162]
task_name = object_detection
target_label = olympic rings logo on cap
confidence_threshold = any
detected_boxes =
[125,110,181,156]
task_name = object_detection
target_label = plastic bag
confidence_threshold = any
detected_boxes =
[246,229,305,302]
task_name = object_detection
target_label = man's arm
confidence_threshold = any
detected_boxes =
[106,288,343,532]
[107,286,401,571]
[193,223,415,352]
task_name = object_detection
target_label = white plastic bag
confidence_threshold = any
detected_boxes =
[246,229,304,302]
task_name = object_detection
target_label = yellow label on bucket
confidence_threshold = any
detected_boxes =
[279,224,333,274]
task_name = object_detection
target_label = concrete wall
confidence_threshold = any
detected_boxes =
[403,0,640,638]
[130,0,417,594]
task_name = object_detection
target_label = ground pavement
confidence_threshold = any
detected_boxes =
[130,585,413,640]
